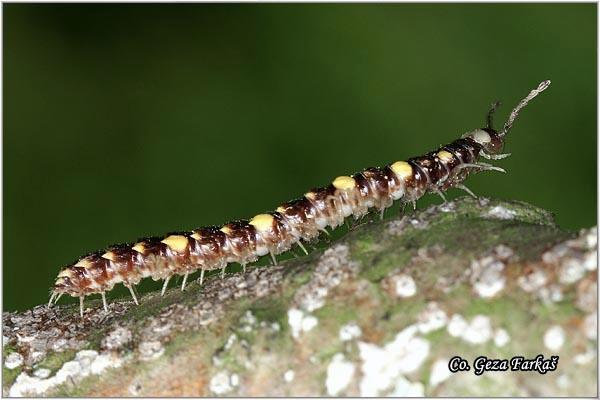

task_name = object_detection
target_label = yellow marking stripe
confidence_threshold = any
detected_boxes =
[220,226,232,235]
[436,150,454,162]
[390,161,413,180]
[101,251,116,261]
[132,242,146,254]
[75,259,92,268]
[57,269,72,278]
[190,232,202,240]
[161,235,188,253]
[249,214,275,232]
[332,175,356,190]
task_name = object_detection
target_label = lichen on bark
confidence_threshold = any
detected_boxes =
[3,197,597,397]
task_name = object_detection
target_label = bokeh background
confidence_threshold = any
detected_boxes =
[4,4,596,311]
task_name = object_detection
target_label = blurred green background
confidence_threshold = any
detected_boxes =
[4,4,596,311]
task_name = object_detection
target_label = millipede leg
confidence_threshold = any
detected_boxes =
[399,203,407,215]
[242,263,247,273]
[181,273,189,291]
[161,278,170,297]
[297,241,309,255]
[458,163,506,174]
[320,228,331,237]
[221,266,226,279]
[54,293,63,304]
[436,191,447,203]
[482,152,511,160]
[200,269,205,286]
[380,209,385,221]
[48,292,56,308]
[127,285,139,305]
[411,200,417,210]
[456,184,477,198]
[270,251,278,266]
[101,292,108,311]
[79,296,85,318]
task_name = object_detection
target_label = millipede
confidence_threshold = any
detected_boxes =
[49,80,551,317]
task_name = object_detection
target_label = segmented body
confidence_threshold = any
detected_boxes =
[50,81,551,315]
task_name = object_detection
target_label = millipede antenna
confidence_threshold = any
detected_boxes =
[486,101,502,129]
[500,80,551,137]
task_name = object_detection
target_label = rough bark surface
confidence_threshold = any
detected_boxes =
[3,197,597,397]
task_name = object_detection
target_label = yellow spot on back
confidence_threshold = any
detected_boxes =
[220,226,232,235]
[436,150,454,162]
[305,192,316,200]
[75,259,92,268]
[249,214,274,232]
[161,235,188,253]
[132,242,146,254]
[101,251,116,261]
[276,206,286,214]
[332,176,356,190]
[191,232,202,240]
[390,161,413,180]
[57,269,72,278]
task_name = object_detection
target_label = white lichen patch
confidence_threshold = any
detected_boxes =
[556,373,571,390]
[293,244,359,312]
[517,267,548,292]
[493,329,510,347]
[583,313,597,340]
[574,347,596,365]
[540,228,597,287]
[287,308,318,339]
[486,205,517,220]
[470,256,506,298]
[33,368,51,379]
[339,322,362,342]
[138,341,164,361]
[210,371,235,395]
[224,333,237,350]
[102,326,132,351]
[417,302,448,334]
[462,315,493,344]
[493,244,514,260]
[283,369,295,383]
[447,314,493,345]
[576,280,597,313]
[429,358,451,388]
[389,375,425,396]
[538,284,564,305]
[5,352,24,369]
[9,350,121,397]
[358,325,430,396]
[558,258,586,284]
[543,325,565,351]
[325,353,355,396]
[394,274,417,297]
[447,314,468,338]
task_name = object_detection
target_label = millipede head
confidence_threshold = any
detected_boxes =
[461,128,505,155]
[462,80,551,155]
